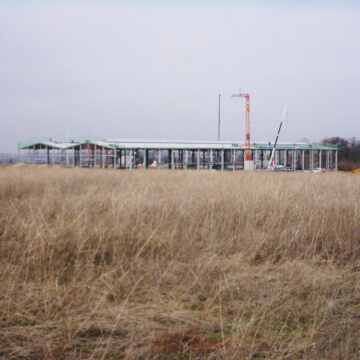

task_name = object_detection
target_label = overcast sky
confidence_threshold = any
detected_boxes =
[1,0,359,152]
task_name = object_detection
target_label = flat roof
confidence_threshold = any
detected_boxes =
[18,139,338,151]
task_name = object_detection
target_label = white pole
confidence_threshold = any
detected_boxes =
[268,104,288,170]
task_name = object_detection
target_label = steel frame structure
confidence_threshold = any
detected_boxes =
[18,139,338,172]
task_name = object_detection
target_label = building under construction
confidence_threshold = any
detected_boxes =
[18,138,338,171]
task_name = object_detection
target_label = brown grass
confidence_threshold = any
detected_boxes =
[1,167,360,359]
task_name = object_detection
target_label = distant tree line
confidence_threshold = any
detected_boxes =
[322,137,360,171]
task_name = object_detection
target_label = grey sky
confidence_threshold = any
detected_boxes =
[1,1,359,152]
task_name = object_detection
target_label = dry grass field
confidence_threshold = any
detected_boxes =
[1,167,360,359]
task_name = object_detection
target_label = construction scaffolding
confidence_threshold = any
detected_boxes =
[18,139,338,171]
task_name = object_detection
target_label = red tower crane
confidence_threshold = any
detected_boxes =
[231,93,251,161]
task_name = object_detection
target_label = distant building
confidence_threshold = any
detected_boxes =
[18,139,338,171]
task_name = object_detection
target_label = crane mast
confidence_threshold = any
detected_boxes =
[231,93,251,161]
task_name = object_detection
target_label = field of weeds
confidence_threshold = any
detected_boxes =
[0,167,360,359]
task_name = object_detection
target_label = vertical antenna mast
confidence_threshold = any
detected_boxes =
[66,117,69,165]
[66,117,69,142]
[218,94,221,141]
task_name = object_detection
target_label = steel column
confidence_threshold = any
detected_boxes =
[335,150,338,171]
[329,150,333,170]
[310,150,314,171]
[46,146,49,165]
[274,149,279,167]
[292,150,297,171]
[302,150,305,171]
[94,145,97,167]
[221,149,224,171]
[326,150,330,170]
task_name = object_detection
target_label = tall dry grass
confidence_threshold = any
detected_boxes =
[0,167,360,359]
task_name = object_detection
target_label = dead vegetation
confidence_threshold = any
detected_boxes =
[0,167,360,359]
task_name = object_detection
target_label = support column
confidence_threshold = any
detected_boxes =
[278,149,281,166]
[167,150,170,169]
[233,149,235,171]
[221,149,224,171]
[264,150,267,169]
[274,150,279,167]
[80,145,82,168]
[144,149,148,169]
[319,150,322,169]
[197,149,200,170]
[102,148,105,169]
[171,150,175,170]
[302,150,305,171]
[129,150,133,170]
[210,149,213,169]
[93,145,96,167]
[329,150,333,170]
[113,149,116,169]
[292,150,296,171]
[335,150,338,171]
[326,150,330,170]
[185,150,188,170]
[46,146,50,165]
[158,149,161,169]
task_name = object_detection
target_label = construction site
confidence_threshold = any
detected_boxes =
[18,139,338,171]
[17,93,339,171]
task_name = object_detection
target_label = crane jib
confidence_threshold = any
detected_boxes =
[267,104,288,170]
